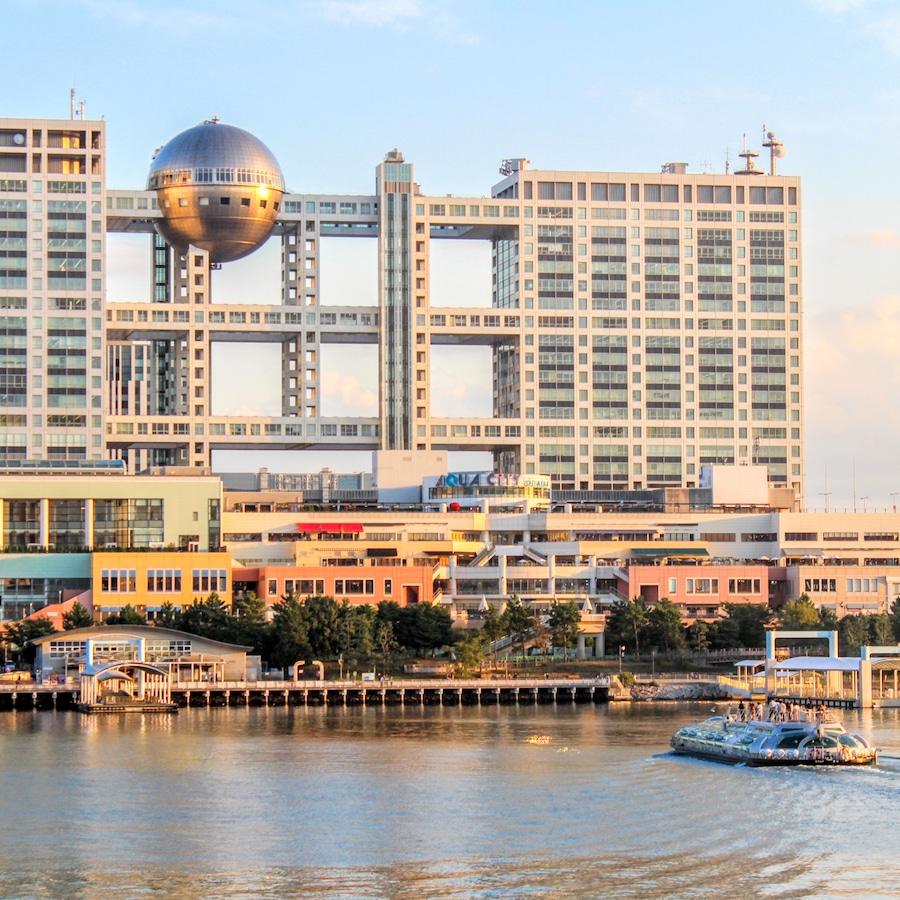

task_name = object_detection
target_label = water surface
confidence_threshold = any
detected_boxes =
[2,702,899,899]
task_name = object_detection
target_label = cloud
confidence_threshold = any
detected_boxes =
[806,0,868,12]
[73,0,232,30]
[806,0,900,56]
[313,0,478,44]
[847,228,900,248]
[315,0,424,29]
[805,293,900,438]
[321,370,378,416]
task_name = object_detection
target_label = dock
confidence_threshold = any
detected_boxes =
[0,677,611,712]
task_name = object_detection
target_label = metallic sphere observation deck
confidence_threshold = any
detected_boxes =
[147,119,285,263]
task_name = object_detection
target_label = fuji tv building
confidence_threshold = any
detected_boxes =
[0,114,802,496]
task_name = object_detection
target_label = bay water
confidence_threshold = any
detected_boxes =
[3,702,900,899]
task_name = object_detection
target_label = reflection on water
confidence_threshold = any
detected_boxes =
[3,703,900,899]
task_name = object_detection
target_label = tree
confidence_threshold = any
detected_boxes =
[646,598,685,655]
[154,601,180,629]
[686,620,710,653]
[605,599,633,653]
[721,603,771,647]
[177,593,229,640]
[104,605,146,626]
[481,604,504,667]
[778,594,819,630]
[548,600,581,661]
[530,616,552,657]
[817,606,839,631]
[4,617,57,665]
[624,596,649,659]
[398,603,453,655]
[869,613,894,647]
[707,616,741,650]
[62,601,93,630]
[453,630,487,677]
[269,592,310,671]
[304,595,342,657]
[377,620,398,675]
[891,598,900,642]
[482,605,503,644]
[338,601,375,661]
[840,614,869,657]
[501,594,533,659]
[234,591,266,623]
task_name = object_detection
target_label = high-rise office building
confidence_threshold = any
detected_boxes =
[0,116,802,495]
[0,118,106,463]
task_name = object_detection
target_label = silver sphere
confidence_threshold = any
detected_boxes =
[147,120,285,263]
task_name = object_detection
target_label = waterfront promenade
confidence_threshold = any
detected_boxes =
[0,676,612,712]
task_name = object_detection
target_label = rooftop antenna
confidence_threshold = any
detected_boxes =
[724,146,731,175]
[761,128,785,176]
[69,84,85,120]
[734,132,763,176]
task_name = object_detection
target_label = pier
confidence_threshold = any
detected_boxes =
[0,677,611,712]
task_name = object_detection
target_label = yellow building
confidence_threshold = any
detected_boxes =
[90,550,233,621]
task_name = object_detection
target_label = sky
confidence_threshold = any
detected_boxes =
[6,0,900,510]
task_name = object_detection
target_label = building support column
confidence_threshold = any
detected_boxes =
[40,498,49,549]
[84,498,94,550]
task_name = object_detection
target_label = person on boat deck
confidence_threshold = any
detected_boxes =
[738,699,746,721]
[749,700,758,720]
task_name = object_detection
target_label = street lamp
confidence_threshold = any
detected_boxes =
[619,644,625,673]
[891,492,898,514]
[861,497,868,513]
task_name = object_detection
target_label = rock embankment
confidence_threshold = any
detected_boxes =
[631,682,727,702]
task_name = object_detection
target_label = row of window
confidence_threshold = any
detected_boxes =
[677,578,763,595]
[805,578,883,593]
[46,638,192,660]
[263,577,397,597]
[99,568,227,594]
[786,532,898,542]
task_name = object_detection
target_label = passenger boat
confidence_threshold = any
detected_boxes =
[670,711,878,766]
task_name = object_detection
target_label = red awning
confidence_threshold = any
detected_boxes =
[296,523,363,533]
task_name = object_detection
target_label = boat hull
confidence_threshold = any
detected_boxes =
[670,745,877,767]
[669,716,878,767]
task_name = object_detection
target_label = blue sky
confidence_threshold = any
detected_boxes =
[7,0,900,509]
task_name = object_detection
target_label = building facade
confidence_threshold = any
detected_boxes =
[0,117,802,496]
[0,118,107,464]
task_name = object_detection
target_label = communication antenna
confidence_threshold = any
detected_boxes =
[734,132,763,176]
[69,85,86,120]
[724,146,732,175]
[761,129,785,175]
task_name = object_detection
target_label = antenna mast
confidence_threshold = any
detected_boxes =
[761,129,785,175]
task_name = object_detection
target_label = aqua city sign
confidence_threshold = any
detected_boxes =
[434,472,549,488]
